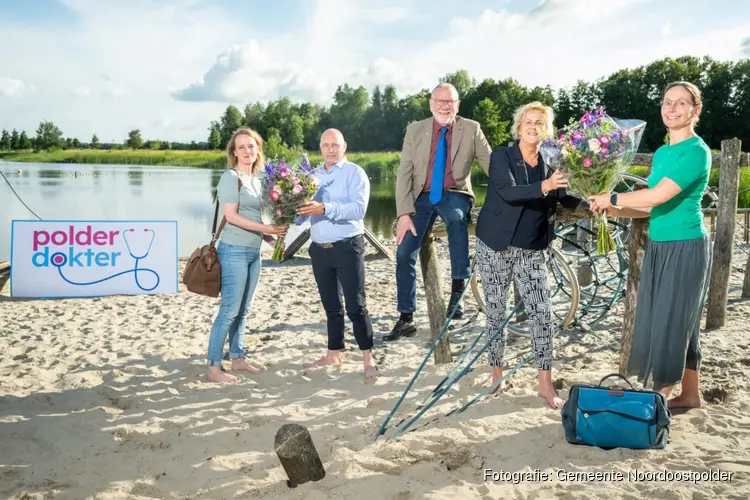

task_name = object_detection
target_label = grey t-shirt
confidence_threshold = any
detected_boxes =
[217,168,263,248]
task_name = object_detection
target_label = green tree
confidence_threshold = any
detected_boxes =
[0,129,11,150]
[35,121,64,150]
[472,98,510,149]
[219,105,244,148]
[19,131,31,149]
[91,134,100,149]
[208,122,221,150]
[264,127,283,158]
[126,129,143,149]
[10,129,20,149]
[440,70,475,99]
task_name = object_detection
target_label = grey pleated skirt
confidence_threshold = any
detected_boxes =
[626,235,711,388]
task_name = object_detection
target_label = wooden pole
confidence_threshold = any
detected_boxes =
[419,232,452,364]
[706,138,742,329]
[274,423,326,487]
[619,218,649,373]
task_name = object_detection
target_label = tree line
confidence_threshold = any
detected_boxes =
[0,122,207,152]
[206,55,749,155]
[2,56,748,156]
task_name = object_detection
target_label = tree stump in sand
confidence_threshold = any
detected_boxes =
[619,218,648,373]
[274,423,325,487]
[419,232,452,364]
[706,138,742,329]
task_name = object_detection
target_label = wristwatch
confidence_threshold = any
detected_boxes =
[610,193,618,207]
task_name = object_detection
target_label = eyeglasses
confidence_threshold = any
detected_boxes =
[431,99,458,107]
[661,99,692,109]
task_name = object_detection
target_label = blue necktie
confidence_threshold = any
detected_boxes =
[430,126,448,204]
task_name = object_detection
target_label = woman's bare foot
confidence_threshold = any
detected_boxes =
[667,394,702,410]
[304,351,341,369]
[538,387,563,409]
[207,366,239,383]
[231,357,263,373]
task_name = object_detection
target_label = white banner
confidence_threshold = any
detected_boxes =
[10,220,178,298]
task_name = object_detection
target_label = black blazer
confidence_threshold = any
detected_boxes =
[475,141,581,253]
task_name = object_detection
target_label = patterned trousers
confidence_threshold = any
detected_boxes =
[476,239,555,371]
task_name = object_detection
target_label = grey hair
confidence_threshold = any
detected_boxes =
[431,82,459,100]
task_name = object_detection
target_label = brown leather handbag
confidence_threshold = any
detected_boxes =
[183,176,242,297]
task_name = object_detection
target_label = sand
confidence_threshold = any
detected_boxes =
[1,235,750,500]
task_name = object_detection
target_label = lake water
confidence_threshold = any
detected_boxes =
[0,161,487,262]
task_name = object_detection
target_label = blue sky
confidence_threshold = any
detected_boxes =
[1,0,749,144]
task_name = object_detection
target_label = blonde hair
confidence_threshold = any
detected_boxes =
[663,81,702,126]
[226,127,264,174]
[511,101,555,141]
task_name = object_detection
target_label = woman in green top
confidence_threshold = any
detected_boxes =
[207,127,288,383]
[589,81,711,410]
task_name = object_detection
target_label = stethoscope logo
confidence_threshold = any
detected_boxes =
[52,228,160,291]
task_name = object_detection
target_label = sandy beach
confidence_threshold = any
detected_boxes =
[1,235,750,500]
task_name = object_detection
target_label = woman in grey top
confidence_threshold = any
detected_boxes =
[207,127,288,383]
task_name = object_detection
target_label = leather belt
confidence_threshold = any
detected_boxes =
[313,234,360,249]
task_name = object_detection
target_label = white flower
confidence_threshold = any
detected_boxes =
[588,138,601,153]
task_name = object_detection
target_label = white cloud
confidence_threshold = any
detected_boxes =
[71,86,91,97]
[661,20,673,36]
[1,0,749,143]
[0,77,32,97]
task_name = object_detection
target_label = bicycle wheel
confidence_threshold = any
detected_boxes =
[469,246,579,336]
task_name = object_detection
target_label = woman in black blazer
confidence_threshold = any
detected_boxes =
[474,101,580,409]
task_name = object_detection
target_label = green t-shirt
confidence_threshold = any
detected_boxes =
[217,168,263,248]
[647,136,711,242]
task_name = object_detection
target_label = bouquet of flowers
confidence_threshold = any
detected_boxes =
[539,106,646,254]
[261,154,319,261]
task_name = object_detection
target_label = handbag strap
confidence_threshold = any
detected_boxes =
[211,174,243,245]
[598,373,634,390]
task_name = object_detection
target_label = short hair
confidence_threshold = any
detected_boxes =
[663,81,703,126]
[226,127,264,174]
[510,101,555,140]
[431,82,459,100]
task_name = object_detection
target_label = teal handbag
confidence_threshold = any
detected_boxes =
[561,373,672,450]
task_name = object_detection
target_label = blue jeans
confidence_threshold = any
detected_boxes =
[207,242,262,365]
[396,191,472,313]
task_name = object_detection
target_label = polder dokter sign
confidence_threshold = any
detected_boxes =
[10,220,178,298]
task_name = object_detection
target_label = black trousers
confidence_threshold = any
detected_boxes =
[309,234,374,351]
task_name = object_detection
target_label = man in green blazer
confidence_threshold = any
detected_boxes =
[385,83,492,341]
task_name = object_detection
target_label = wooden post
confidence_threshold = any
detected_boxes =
[419,232,452,364]
[619,218,648,373]
[576,220,593,287]
[274,423,326,487]
[706,138,742,329]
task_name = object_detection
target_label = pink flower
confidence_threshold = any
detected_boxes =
[276,209,281,216]
[279,170,288,178]
[293,184,303,193]
[599,148,608,156]
[293,176,300,185]
[270,190,280,201]
[583,158,593,168]
[599,135,610,145]
[273,184,281,192]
